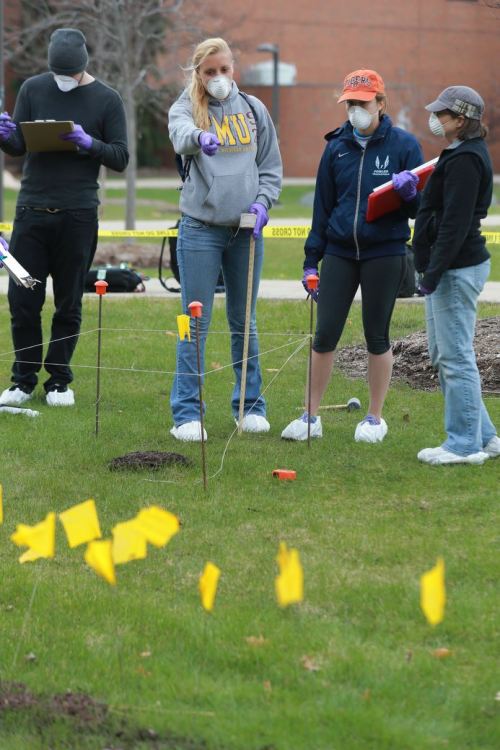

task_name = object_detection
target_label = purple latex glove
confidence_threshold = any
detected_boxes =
[60,124,93,150]
[0,112,16,142]
[198,131,220,156]
[302,267,320,302]
[0,236,8,269]
[392,170,419,202]
[417,283,433,296]
[248,202,269,239]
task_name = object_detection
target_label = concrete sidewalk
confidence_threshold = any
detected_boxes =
[1,273,499,303]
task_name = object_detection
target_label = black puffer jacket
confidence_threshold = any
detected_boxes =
[413,137,492,292]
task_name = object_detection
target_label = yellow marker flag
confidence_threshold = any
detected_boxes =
[133,506,180,548]
[0,483,3,525]
[59,498,102,548]
[11,512,56,561]
[19,548,44,564]
[420,557,446,626]
[199,561,221,612]
[112,519,148,565]
[275,542,304,608]
[84,540,116,585]
[176,314,191,342]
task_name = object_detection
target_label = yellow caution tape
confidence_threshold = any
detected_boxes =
[0,222,499,243]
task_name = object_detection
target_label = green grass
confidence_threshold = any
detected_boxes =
[0,295,499,750]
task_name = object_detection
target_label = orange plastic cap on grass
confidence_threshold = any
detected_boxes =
[272,469,297,481]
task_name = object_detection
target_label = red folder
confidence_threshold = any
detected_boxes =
[366,157,438,222]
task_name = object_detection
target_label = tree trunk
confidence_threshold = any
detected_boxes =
[125,86,136,230]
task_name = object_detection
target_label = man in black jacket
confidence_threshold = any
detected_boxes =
[0,28,129,406]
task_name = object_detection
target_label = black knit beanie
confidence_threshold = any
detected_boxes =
[48,28,88,75]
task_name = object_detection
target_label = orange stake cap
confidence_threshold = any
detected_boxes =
[305,274,319,291]
[272,469,297,481]
[188,300,203,318]
[95,280,108,296]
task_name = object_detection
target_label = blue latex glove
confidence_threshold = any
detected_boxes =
[0,112,16,142]
[248,202,269,239]
[60,124,93,150]
[0,236,8,269]
[392,170,419,202]
[302,267,319,302]
[198,131,220,156]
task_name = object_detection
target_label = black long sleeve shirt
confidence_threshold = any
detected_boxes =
[1,72,129,209]
[412,137,492,292]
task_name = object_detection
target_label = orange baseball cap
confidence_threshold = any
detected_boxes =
[337,70,385,103]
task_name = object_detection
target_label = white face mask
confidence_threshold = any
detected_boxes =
[206,75,232,100]
[348,105,377,131]
[53,74,79,93]
[428,112,446,137]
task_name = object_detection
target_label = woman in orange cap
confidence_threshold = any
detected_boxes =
[282,69,423,444]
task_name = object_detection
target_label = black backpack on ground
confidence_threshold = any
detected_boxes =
[85,264,145,293]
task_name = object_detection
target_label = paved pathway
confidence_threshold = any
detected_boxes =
[1,273,499,303]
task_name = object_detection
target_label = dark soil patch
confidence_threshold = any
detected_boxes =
[0,681,211,749]
[336,317,499,394]
[109,451,193,471]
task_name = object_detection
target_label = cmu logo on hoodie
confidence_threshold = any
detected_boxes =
[210,112,256,152]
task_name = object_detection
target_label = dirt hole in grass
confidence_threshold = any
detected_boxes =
[108,451,193,471]
[0,681,210,749]
[336,317,499,394]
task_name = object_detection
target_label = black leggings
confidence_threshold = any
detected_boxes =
[314,254,406,355]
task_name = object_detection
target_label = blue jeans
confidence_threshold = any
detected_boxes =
[170,215,266,426]
[425,260,496,455]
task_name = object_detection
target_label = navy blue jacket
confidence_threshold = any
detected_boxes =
[412,138,492,292]
[304,116,424,268]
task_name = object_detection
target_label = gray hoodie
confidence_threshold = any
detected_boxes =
[168,83,282,226]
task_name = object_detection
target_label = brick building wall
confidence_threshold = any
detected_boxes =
[214,0,500,175]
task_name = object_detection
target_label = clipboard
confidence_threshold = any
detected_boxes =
[20,120,77,153]
[366,157,439,222]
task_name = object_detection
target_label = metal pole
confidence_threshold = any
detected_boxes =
[194,317,208,491]
[272,48,280,140]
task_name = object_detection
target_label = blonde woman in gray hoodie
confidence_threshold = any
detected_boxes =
[168,37,282,442]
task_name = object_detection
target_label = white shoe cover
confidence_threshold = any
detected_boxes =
[46,388,75,406]
[0,386,33,406]
[354,417,388,443]
[483,435,500,458]
[417,446,489,465]
[281,415,322,441]
[235,414,270,433]
[170,420,207,442]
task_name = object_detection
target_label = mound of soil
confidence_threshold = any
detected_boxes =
[336,317,499,394]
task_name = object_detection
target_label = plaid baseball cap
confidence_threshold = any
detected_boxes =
[337,69,385,103]
[425,86,484,120]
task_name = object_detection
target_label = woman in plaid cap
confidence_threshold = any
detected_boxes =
[413,86,499,465]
